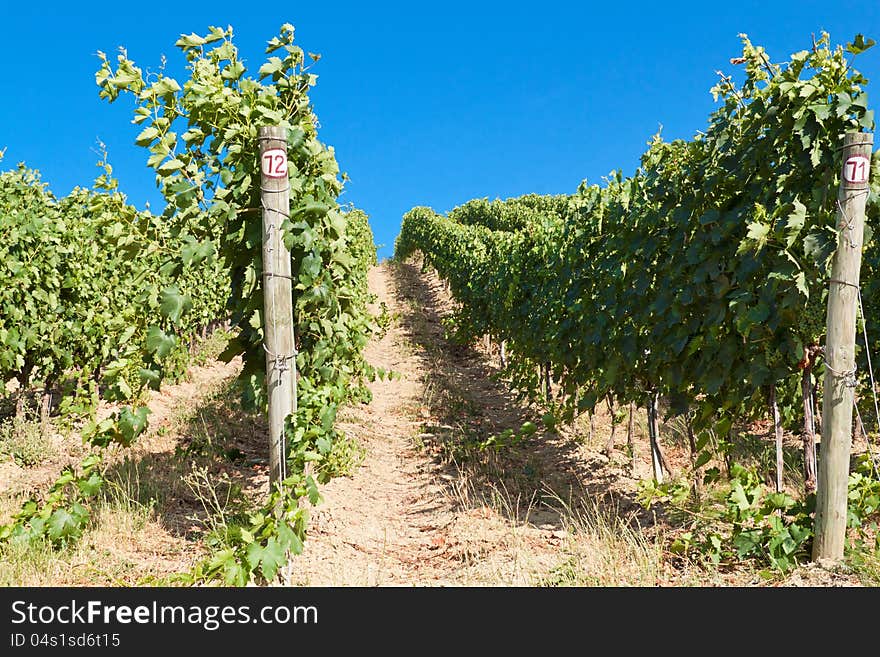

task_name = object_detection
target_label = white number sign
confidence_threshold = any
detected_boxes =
[261,149,288,178]
[843,154,870,185]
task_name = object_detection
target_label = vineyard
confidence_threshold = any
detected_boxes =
[0,26,879,586]
[395,34,880,570]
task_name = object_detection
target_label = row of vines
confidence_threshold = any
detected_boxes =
[395,34,880,569]
[0,24,378,585]
[0,156,229,422]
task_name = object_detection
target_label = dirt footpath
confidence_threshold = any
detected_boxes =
[293,262,573,585]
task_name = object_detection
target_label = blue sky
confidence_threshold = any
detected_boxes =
[1,1,877,259]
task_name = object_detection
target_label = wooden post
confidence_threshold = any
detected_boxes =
[15,364,33,418]
[259,126,296,488]
[627,401,636,474]
[648,392,667,483]
[770,385,784,494]
[685,413,701,501]
[604,394,616,455]
[40,390,52,433]
[813,131,873,562]
[802,353,818,494]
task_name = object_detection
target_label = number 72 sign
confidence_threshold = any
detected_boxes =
[261,149,288,178]
[843,154,870,185]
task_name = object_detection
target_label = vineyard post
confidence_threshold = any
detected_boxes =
[801,349,819,494]
[259,126,297,488]
[813,131,873,562]
[648,392,665,483]
[604,395,616,455]
[770,385,783,493]
[627,401,636,473]
[685,413,701,501]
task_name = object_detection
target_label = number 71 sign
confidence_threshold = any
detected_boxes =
[843,154,870,185]
[261,149,288,178]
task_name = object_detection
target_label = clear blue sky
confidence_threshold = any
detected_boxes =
[1,1,877,259]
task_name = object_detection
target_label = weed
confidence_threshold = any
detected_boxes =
[0,404,55,467]
[318,433,366,479]
[183,464,251,547]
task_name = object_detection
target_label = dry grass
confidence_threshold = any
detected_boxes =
[0,406,57,468]
[536,493,667,586]
[0,332,248,586]
[0,417,218,586]
[850,551,880,585]
[0,494,193,586]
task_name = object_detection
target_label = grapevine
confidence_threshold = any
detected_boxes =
[1,24,377,585]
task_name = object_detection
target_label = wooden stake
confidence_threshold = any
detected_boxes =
[802,356,818,494]
[648,392,667,483]
[604,394,616,455]
[260,126,296,488]
[685,413,701,501]
[770,385,784,494]
[813,131,873,562]
[15,364,33,418]
[627,401,636,473]
[40,390,51,432]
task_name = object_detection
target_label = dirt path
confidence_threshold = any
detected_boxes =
[293,261,600,585]
[293,263,458,584]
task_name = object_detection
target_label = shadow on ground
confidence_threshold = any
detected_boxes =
[101,379,269,542]
[387,258,655,532]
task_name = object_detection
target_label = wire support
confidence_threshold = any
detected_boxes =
[836,198,863,249]
[263,343,297,374]
[829,278,860,290]
[824,362,858,388]
[260,206,291,219]
[834,140,874,150]
[853,399,880,480]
